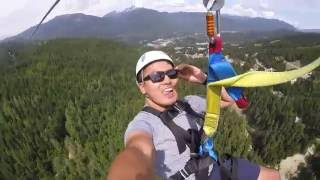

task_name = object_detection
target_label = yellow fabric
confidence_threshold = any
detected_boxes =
[204,57,320,137]
[208,57,320,87]
[204,87,221,137]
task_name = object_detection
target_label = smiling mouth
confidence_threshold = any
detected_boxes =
[163,88,174,94]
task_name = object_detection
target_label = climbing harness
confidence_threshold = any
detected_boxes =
[142,100,239,180]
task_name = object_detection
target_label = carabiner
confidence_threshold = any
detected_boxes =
[203,0,224,11]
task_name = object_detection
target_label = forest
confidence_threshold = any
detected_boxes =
[0,37,319,179]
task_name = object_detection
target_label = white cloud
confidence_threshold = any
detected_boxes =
[259,0,269,9]
[223,1,276,19]
[134,0,143,8]
[0,0,51,38]
[180,4,205,12]
[63,0,100,11]
[0,0,28,18]
[262,11,275,18]
[224,4,258,17]
[135,0,185,11]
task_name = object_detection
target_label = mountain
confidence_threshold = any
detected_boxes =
[301,29,320,33]
[7,7,297,42]
[12,13,109,40]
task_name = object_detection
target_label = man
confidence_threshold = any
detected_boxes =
[108,51,280,180]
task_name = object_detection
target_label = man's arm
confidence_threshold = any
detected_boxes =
[220,87,235,108]
[175,64,234,108]
[107,131,155,180]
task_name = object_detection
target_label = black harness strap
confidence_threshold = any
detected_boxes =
[143,105,191,154]
[142,101,212,179]
[169,156,214,180]
[142,101,239,180]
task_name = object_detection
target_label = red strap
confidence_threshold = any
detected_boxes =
[235,96,249,109]
[209,36,222,54]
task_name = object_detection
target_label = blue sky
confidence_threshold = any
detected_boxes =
[0,0,319,40]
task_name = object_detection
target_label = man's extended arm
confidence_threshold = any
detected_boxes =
[107,131,155,180]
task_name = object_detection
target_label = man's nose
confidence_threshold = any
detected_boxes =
[162,74,171,83]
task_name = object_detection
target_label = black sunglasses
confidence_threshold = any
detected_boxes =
[143,69,179,83]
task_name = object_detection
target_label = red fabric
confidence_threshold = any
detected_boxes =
[235,96,249,109]
[209,36,222,54]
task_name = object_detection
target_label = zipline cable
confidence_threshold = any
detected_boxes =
[31,0,61,38]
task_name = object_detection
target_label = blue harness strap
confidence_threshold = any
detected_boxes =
[199,137,218,161]
[208,51,248,107]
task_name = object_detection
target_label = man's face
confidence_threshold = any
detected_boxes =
[138,61,178,109]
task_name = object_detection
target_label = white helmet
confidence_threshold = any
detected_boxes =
[135,50,174,78]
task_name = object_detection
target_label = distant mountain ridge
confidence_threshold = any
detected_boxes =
[7,7,296,42]
[301,29,320,33]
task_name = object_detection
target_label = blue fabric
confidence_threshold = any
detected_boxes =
[226,87,243,101]
[208,53,237,81]
[199,138,218,161]
[208,52,244,101]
